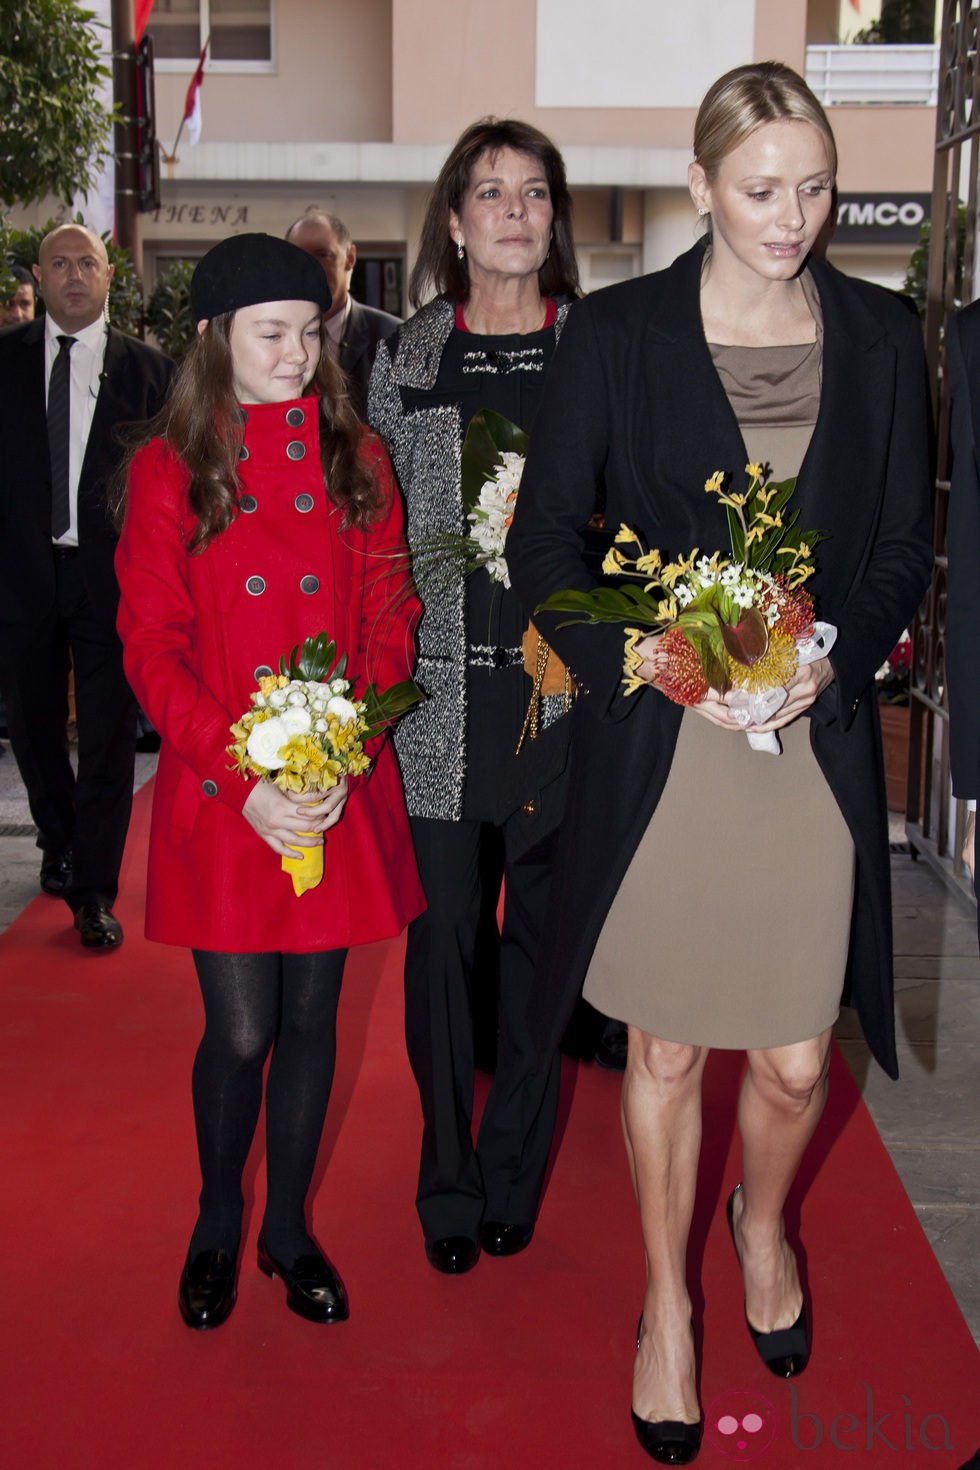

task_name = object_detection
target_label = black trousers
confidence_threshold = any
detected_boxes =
[404,812,561,1242]
[0,552,136,909]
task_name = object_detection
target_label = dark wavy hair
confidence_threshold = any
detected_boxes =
[115,314,381,551]
[409,117,580,309]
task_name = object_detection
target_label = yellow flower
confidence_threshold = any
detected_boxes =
[635,550,662,575]
[745,462,764,482]
[622,628,647,696]
[657,596,678,623]
[258,673,288,696]
[704,471,725,493]
[615,524,641,545]
[757,512,783,529]
[719,491,747,508]
[728,626,798,694]
[602,546,628,575]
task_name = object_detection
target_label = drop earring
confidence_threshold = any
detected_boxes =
[456,238,465,261]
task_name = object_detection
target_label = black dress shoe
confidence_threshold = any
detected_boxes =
[257,1233,349,1322]
[478,1220,533,1257]
[594,1020,628,1071]
[40,849,72,897]
[726,1184,811,1378]
[632,1316,703,1464]
[74,902,123,949]
[425,1235,479,1274]
[178,1248,238,1330]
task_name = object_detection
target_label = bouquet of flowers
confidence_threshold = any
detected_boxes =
[536,462,836,754]
[228,632,423,894]
[413,409,527,591]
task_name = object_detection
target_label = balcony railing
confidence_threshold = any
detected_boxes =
[805,44,939,106]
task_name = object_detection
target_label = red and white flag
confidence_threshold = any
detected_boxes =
[183,38,209,146]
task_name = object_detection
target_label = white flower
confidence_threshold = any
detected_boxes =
[280,707,312,736]
[675,583,693,608]
[731,585,755,609]
[326,695,359,726]
[330,678,349,695]
[246,716,289,769]
[267,689,288,709]
[286,689,307,707]
[314,718,328,733]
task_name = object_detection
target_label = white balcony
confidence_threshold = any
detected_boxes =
[805,44,940,106]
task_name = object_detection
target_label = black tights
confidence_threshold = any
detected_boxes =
[189,948,346,1263]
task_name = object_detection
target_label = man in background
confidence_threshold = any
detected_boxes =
[285,209,400,419]
[0,224,174,949]
[0,264,36,326]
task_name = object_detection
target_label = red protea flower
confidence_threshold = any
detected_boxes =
[656,626,709,706]
[769,578,815,639]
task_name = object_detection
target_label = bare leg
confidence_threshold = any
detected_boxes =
[731,1028,832,1332]
[622,1025,707,1424]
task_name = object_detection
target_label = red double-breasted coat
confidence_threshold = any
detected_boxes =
[115,395,425,952]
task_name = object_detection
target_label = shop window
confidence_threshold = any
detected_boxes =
[152,0,273,69]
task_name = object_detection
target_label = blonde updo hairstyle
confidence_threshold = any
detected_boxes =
[693,60,837,202]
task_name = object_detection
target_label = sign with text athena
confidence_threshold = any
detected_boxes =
[535,0,755,109]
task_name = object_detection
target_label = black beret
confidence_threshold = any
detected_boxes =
[190,233,332,319]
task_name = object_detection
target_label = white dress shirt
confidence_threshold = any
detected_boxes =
[44,313,109,547]
[324,296,352,357]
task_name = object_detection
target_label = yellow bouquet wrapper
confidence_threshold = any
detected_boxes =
[282,832,323,896]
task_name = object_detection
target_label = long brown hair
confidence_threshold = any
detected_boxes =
[409,117,580,309]
[116,313,381,551]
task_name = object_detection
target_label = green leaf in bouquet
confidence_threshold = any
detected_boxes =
[460,409,529,512]
[720,605,769,666]
[537,584,666,628]
[726,501,746,563]
[279,632,349,683]
[359,678,426,740]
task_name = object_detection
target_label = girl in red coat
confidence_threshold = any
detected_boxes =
[115,234,423,1331]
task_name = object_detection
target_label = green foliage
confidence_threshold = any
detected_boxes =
[0,0,115,207]
[281,634,349,684]
[851,0,936,44]
[903,204,966,321]
[4,215,143,336]
[146,260,197,360]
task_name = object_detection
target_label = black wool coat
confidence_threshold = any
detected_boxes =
[507,240,934,1078]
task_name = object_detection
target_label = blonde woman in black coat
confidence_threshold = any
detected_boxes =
[508,63,932,1465]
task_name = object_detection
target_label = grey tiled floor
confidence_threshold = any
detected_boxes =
[0,739,977,1346]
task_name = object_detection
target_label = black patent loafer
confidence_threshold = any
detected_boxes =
[178,1248,238,1330]
[425,1235,479,1274]
[74,902,123,950]
[257,1233,349,1322]
[40,849,72,897]
[478,1221,533,1257]
[631,1409,703,1464]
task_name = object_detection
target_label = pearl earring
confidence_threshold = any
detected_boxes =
[456,238,465,261]
[697,207,707,217]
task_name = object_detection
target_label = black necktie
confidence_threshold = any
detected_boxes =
[48,334,75,539]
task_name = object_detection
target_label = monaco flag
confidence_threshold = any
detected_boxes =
[183,38,209,146]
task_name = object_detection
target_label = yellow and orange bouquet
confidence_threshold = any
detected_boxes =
[228,632,423,892]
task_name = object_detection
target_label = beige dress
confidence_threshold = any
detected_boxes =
[583,316,856,1050]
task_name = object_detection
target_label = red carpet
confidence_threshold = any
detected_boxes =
[1,782,978,1469]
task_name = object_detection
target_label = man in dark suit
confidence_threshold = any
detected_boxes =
[285,210,400,418]
[0,223,174,949]
[946,300,980,898]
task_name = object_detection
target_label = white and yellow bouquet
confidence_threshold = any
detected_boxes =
[537,463,836,753]
[228,632,423,893]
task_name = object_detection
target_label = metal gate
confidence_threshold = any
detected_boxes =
[908,0,978,904]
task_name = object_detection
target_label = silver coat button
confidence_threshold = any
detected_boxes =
[299,574,320,594]
[246,576,266,595]
[294,493,314,513]
[202,779,218,797]
[253,664,274,680]
[286,440,306,461]
[285,407,305,427]
[239,493,257,513]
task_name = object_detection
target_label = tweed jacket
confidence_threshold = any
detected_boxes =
[368,297,570,823]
